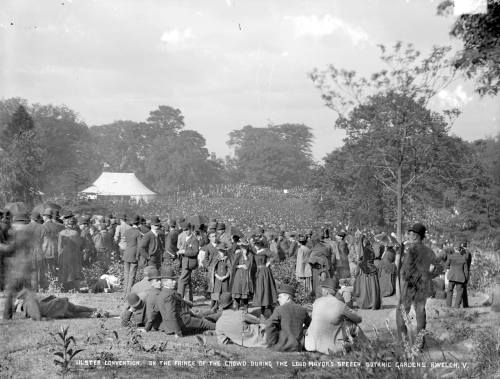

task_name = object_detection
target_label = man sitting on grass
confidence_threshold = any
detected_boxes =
[145,267,215,336]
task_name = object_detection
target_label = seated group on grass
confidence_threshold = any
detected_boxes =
[121,265,366,354]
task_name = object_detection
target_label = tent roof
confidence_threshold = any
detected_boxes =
[81,172,156,196]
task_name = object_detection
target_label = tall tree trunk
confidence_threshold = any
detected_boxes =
[395,164,403,301]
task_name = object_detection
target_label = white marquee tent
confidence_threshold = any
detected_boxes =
[80,172,157,203]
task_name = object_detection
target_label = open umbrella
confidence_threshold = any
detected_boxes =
[32,202,62,214]
[187,215,209,227]
[4,202,29,215]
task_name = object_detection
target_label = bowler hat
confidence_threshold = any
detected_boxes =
[216,222,226,231]
[337,231,347,238]
[151,216,161,226]
[126,293,142,308]
[180,221,191,230]
[320,277,340,291]
[277,284,295,296]
[132,215,141,225]
[219,293,233,309]
[119,214,127,220]
[208,221,217,230]
[169,219,177,227]
[408,223,426,239]
[298,234,307,243]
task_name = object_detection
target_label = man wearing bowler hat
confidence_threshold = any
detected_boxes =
[139,216,165,269]
[164,219,180,266]
[396,222,437,349]
[150,267,215,337]
[114,214,131,261]
[27,211,45,291]
[265,284,311,352]
[177,222,199,302]
[123,215,142,295]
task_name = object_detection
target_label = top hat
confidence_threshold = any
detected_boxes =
[216,222,226,231]
[337,231,347,238]
[132,215,141,225]
[151,216,161,226]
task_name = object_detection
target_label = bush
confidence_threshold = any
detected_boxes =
[272,258,314,306]
[469,250,500,292]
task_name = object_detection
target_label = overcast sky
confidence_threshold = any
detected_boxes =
[1,0,498,161]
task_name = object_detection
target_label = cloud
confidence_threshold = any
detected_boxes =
[284,14,370,45]
[160,28,193,45]
[437,85,473,108]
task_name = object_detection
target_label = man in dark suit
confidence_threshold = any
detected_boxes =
[265,284,311,352]
[123,215,142,295]
[139,216,164,269]
[445,241,470,308]
[146,267,214,336]
[397,223,437,349]
[164,219,179,267]
[177,222,199,302]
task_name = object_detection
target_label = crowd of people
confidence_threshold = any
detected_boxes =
[0,202,481,355]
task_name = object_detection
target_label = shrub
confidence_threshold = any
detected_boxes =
[272,258,314,306]
[468,250,500,292]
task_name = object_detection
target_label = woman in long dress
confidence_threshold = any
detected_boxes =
[379,246,397,297]
[355,235,381,309]
[230,242,256,312]
[252,239,277,318]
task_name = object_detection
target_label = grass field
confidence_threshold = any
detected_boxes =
[1,288,499,379]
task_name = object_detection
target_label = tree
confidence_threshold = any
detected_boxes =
[0,105,42,204]
[310,42,459,244]
[438,0,500,96]
[31,103,99,195]
[227,124,314,187]
[145,129,223,192]
[146,105,184,135]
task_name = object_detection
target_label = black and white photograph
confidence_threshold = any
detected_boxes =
[1,0,499,378]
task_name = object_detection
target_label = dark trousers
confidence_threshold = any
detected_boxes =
[180,314,215,334]
[45,258,57,278]
[446,281,464,308]
[3,276,31,319]
[123,261,138,295]
[396,280,428,343]
[31,259,47,291]
[462,281,469,307]
[0,255,5,291]
[178,268,193,301]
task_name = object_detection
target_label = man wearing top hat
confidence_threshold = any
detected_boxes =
[0,211,36,319]
[123,215,142,295]
[139,216,165,269]
[177,222,199,302]
[396,222,437,349]
[265,284,311,352]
